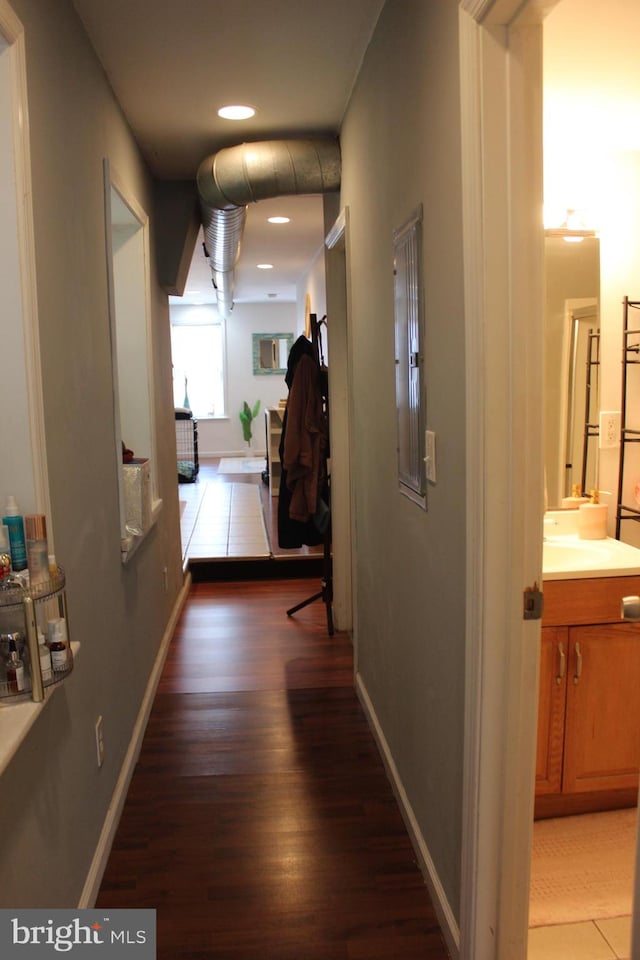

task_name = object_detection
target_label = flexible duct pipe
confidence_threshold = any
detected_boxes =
[196,138,341,317]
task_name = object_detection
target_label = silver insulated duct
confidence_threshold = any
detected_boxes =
[196,138,341,317]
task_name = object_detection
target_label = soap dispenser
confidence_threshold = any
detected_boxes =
[578,489,608,540]
[561,484,590,510]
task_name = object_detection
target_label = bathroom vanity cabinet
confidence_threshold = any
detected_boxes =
[535,575,640,818]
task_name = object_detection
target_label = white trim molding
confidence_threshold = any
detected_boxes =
[0,0,50,521]
[356,673,460,959]
[458,1,546,958]
[324,206,355,634]
[79,573,192,907]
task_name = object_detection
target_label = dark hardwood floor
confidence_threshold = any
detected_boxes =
[96,578,450,959]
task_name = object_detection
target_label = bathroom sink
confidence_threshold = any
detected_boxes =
[543,535,640,580]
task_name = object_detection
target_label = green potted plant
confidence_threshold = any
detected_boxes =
[239,399,261,448]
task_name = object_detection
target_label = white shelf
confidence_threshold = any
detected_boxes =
[0,641,80,776]
[265,407,284,496]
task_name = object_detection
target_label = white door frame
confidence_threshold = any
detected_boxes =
[0,0,49,520]
[325,207,355,635]
[458,1,548,957]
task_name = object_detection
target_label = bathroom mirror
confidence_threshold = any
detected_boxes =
[544,236,600,507]
[252,333,294,375]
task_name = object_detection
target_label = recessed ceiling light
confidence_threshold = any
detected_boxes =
[267,216,290,224]
[257,263,273,269]
[218,104,255,120]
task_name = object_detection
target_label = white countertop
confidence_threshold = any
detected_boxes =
[543,533,640,581]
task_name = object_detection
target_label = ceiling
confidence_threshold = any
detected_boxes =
[544,0,640,150]
[70,0,640,306]
[543,0,640,222]
[71,0,385,305]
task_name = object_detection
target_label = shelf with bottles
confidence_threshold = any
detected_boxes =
[0,565,73,703]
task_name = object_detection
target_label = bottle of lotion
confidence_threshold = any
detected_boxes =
[0,525,11,580]
[6,637,25,694]
[47,617,68,672]
[37,629,52,685]
[24,514,48,587]
[2,497,27,571]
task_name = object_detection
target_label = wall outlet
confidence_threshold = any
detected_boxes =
[95,716,105,768]
[599,411,621,449]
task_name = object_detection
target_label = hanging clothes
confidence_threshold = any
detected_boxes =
[277,336,328,548]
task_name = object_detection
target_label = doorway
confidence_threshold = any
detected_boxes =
[529,3,640,955]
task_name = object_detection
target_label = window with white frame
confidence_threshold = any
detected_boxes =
[170,306,226,418]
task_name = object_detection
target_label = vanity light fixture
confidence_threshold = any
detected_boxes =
[257,263,274,269]
[267,216,290,224]
[545,209,597,243]
[217,104,256,120]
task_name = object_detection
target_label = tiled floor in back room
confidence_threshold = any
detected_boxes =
[177,456,323,567]
[528,917,631,960]
[181,480,269,560]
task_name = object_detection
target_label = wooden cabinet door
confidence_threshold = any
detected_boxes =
[563,623,640,793]
[536,627,568,795]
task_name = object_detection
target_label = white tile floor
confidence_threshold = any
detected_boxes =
[179,480,269,562]
[528,916,632,960]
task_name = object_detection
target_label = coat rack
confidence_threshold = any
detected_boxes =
[279,314,334,636]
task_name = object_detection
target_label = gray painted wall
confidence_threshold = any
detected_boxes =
[0,0,184,905]
[340,0,466,915]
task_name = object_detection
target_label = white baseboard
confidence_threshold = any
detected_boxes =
[78,572,192,907]
[197,449,267,460]
[355,673,460,959]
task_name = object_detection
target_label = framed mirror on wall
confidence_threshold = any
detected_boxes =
[103,159,159,559]
[544,235,600,507]
[252,333,294,375]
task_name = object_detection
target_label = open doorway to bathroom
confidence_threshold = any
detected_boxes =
[530,2,640,957]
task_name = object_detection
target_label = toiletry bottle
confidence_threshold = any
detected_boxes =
[2,496,27,571]
[25,514,48,586]
[37,628,52,685]
[0,525,11,580]
[6,637,25,693]
[47,617,68,672]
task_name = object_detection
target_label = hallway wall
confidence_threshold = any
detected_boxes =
[0,0,184,905]
[339,0,466,921]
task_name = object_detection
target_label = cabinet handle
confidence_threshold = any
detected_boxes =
[573,640,583,685]
[556,642,566,685]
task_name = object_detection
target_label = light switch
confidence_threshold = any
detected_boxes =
[425,430,436,483]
